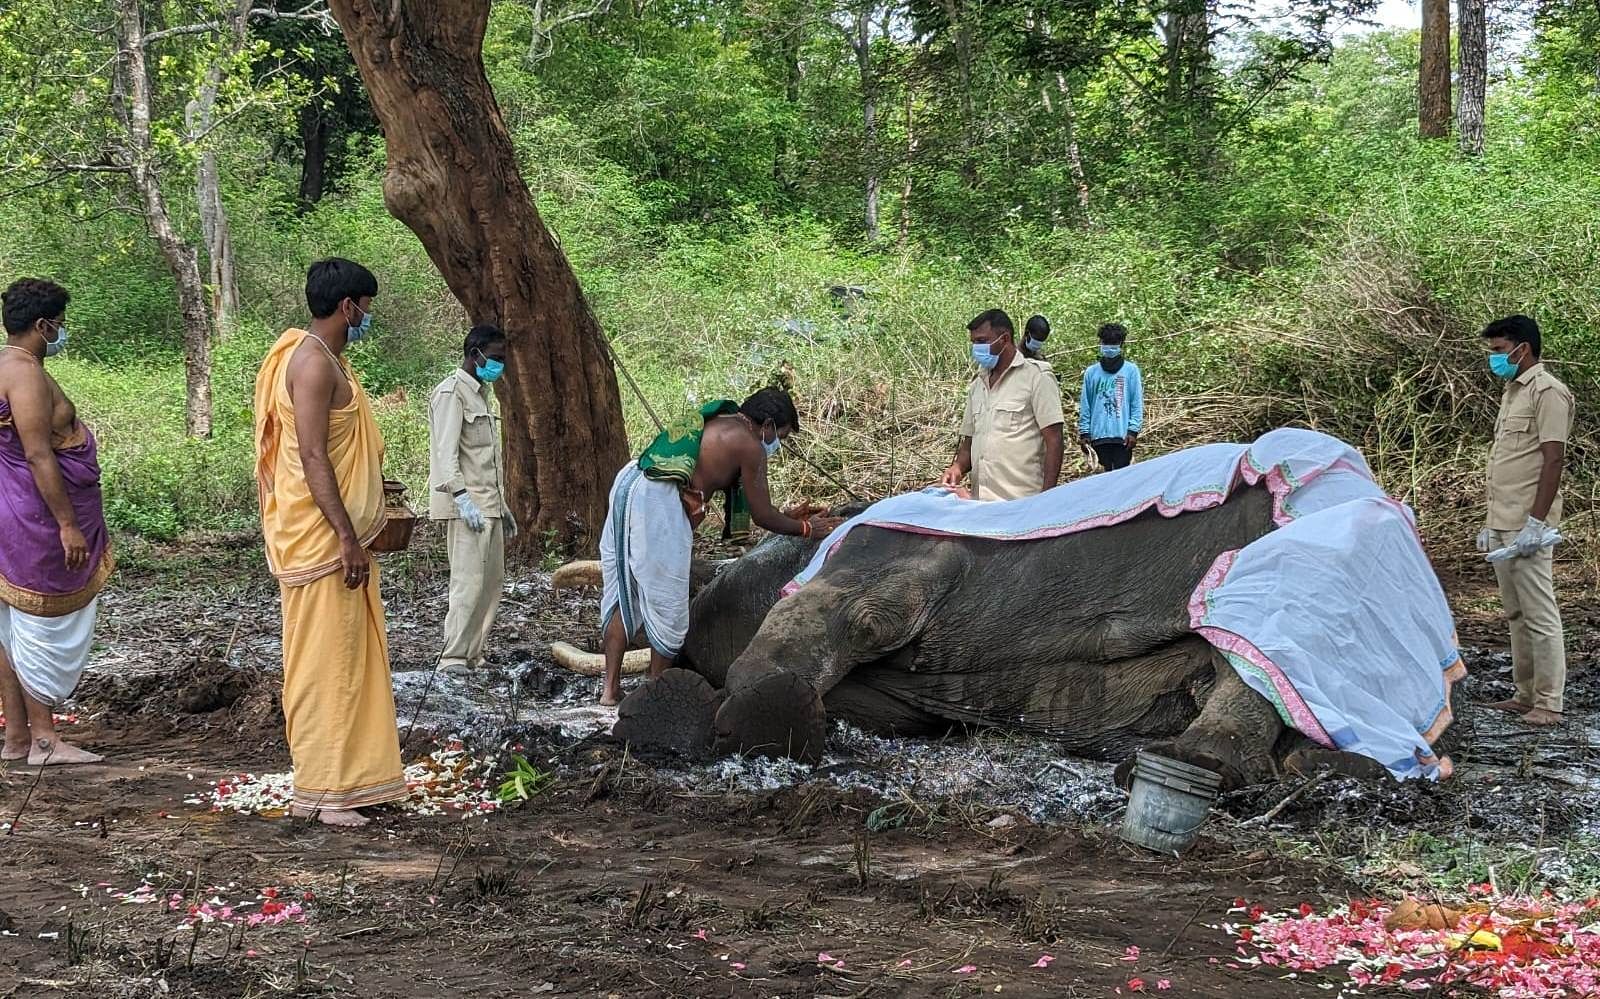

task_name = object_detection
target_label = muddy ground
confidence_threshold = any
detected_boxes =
[1,524,1597,998]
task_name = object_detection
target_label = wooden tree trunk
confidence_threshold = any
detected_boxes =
[897,84,914,252]
[1419,0,1452,138]
[1056,73,1091,222]
[1456,0,1486,155]
[328,0,628,550]
[298,107,329,211]
[854,8,880,242]
[117,0,214,438]
[188,0,249,332]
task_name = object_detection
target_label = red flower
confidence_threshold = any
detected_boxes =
[1248,906,1266,921]
[1128,978,1146,992]
[301,891,315,902]
[1238,927,1254,943]
[1298,903,1315,917]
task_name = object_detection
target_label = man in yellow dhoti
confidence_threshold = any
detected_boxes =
[254,258,402,828]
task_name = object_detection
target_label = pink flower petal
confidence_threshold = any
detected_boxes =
[832,960,846,970]
[1031,954,1055,968]
[897,959,913,968]
[693,929,708,941]
[817,952,833,963]
[731,962,746,971]
[954,964,977,974]
[1157,981,1171,991]
[1123,945,1141,962]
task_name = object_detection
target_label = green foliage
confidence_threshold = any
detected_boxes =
[0,9,1595,545]
[497,755,555,804]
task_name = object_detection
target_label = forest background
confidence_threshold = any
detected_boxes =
[0,0,1594,557]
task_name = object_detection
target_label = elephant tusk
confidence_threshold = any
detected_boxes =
[551,560,602,593]
[549,641,649,677]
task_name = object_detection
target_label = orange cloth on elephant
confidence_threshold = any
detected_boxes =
[254,328,403,810]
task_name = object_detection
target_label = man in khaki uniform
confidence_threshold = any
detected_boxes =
[941,309,1065,500]
[428,325,514,674]
[1477,315,1574,726]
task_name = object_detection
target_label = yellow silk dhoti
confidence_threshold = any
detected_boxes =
[255,328,404,811]
[279,566,404,810]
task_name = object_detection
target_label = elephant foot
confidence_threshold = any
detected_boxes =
[1117,658,1285,792]
[713,670,827,764]
[613,668,722,758]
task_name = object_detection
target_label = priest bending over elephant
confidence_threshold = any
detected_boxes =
[562,430,1464,791]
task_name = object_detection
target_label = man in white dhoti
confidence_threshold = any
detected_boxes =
[597,388,841,705]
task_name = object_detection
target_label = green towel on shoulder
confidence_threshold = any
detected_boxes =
[637,399,751,541]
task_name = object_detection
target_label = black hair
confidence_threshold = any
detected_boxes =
[741,387,800,433]
[1025,315,1050,339]
[1098,322,1128,345]
[967,308,1015,336]
[2,278,69,335]
[463,324,506,357]
[1481,314,1541,358]
[305,258,379,319]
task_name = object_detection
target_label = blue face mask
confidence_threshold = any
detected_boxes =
[1024,336,1046,353]
[762,425,782,458]
[43,322,67,358]
[1099,344,1122,358]
[971,341,1001,370]
[346,303,373,343]
[475,352,505,383]
[1488,348,1520,379]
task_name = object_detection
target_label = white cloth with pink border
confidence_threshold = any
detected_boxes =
[783,428,1463,780]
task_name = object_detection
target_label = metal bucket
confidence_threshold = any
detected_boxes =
[1119,751,1222,855]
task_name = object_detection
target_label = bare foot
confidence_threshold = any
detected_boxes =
[3,738,29,761]
[1519,707,1564,727]
[598,687,623,707]
[1483,698,1532,714]
[290,805,369,827]
[27,738,104,766]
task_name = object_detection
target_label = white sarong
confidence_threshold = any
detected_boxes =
[600,465,694,659]
[0,596,98,706]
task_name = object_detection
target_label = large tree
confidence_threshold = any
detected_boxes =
[327,0,628,550]
[1419,0,1452,137]
[1456,0,1487,154]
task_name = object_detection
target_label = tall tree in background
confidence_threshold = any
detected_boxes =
[1457,0,1487,154]
[114,0,216,436]
[1419,0,1452,137]
[328,0,628,550]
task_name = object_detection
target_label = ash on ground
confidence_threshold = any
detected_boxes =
[393,643,1600,845]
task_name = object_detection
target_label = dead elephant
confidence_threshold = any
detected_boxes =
[577,484,1393,791]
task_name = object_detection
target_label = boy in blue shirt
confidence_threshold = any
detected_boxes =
[1076,323,1144,471]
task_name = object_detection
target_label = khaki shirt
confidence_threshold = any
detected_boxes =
[960,353,1065,501]
[428,368,506,520]
[1487,363,1573,530]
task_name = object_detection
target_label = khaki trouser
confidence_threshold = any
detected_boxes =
[1489,528,1566,712]
[441,518,505,669]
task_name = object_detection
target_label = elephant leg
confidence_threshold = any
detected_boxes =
[1118,655,1286,792]
[613,668,723,759]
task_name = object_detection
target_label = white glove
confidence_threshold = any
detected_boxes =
[1513,515,1556,557]
[1475,527,1493,553]
[501,511,518,540]
[453,492,486,532]
[1485,516,1562,562]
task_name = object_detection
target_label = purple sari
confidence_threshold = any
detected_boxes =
[0,399,111,616]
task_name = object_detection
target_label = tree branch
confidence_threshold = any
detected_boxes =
[143,2,335,46]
